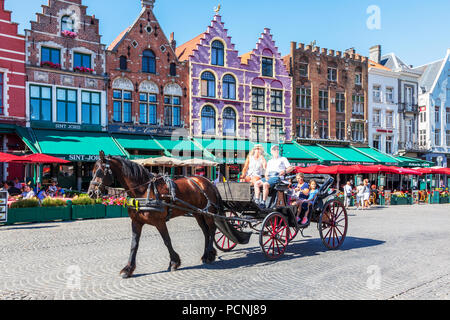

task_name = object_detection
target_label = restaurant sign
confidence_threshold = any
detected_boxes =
[0,191,8,223]
[109,124,178,136]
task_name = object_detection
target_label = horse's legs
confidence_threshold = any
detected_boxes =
[203,215,217,263]
[154,219,181,272]
[194,214,216,264]
[120,218,143,278]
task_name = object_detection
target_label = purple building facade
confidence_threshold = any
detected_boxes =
[176,14,292,143]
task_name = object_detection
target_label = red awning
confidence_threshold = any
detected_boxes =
[14,153,70,164]
[416,167,450,175]
[295,165,328,174]
[392,167,423,175]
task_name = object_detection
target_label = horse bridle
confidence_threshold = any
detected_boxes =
[90,159,114,197]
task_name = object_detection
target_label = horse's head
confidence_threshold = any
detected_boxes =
[88,151,114,199]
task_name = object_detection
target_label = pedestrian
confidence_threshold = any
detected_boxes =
[363,179,371,209]
[344,181,353,209]
[356,182,364,210]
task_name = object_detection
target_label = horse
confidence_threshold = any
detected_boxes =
[88,151,223,278]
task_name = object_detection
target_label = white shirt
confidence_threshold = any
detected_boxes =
[344,185,352,195]
[356,185,364,197]
[266,157,291,177]
[247,156,264,177]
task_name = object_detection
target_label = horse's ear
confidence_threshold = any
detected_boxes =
[99,150,106,162]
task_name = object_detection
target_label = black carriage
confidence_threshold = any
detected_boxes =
[213,175,348,260]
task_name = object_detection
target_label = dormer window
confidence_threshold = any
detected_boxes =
[211,40,224,66]
[61,15,74,32]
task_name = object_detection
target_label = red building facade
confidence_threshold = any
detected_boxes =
[106,0,190,158]
[0,0,27,181]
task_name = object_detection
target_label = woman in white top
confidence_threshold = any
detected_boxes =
[241,145,267,203]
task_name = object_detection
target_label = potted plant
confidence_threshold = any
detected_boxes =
[70,195,105,220]
[8,198,40,224]
[39,198,71,222]
[103,197,129,218]
[61,30,77,38]
[40,61,61,69]
[73,66,94,74]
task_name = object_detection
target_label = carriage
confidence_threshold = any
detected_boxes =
[213,174,349,260]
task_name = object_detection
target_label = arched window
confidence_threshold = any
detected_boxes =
[223,107,236,136]
[201,72,216,97]
[61,15,74,32]
[211,40,224,66]
[142,50,156,73]
[201,106,216,135]
[223,74,236,100]
[119,56,128,70]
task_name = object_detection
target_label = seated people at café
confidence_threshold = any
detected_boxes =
[296,180,319,225]
[13,178,22,190]
[23,185,36,199]
[34,182,47,201]
[260,145,295,209]
[240,145,267,204]
[47,181,58,197]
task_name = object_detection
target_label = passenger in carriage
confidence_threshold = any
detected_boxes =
[240,144,267,204]
[260,145,295,209]
[295,180,319,225]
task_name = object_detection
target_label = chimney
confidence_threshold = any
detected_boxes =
[141,0,155,10]
[369,45,381,63]
[170,32,176,51]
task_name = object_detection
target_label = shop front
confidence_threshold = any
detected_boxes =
[27,128,127,190]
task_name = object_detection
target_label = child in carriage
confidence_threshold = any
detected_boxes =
[293,180,319,226]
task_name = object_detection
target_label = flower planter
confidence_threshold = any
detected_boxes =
[39,206,71,222]
[105,206,126,218]
[71,204,105,220]
[7,207,39,224]
[439,197,449,204]
[121,206,130,218]
[391,196,408,205]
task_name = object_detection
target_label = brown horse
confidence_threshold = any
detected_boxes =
[88,151,222,278]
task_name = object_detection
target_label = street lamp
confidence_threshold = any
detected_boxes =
[278,129,286,156]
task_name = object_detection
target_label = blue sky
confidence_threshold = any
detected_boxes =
[4,0,449,67]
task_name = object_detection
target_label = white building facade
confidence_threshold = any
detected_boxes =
[415,49,450,167]
[368,60,399,155]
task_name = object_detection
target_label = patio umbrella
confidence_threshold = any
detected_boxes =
[0,152,29,163]
[320,165,357,175]
[181,158,219,167]
[133,156,184,167]
[17,153,70,164]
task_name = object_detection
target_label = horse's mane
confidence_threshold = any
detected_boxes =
[110,156,153,185]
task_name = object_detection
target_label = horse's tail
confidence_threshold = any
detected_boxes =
[209,181,251,245]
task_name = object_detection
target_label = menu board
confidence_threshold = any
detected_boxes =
[0,191,7,223]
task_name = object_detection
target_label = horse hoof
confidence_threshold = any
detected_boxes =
[168,261,181,272]
[120,266,135,279]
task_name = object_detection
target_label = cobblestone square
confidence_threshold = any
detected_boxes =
[0,204,449,300]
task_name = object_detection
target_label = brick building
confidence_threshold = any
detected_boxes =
[284,43,369,145]
[24,0,124,190]
[106,0,192,161]
[0,0,27,181]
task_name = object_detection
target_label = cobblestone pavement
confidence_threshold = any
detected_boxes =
[0,204,449,300]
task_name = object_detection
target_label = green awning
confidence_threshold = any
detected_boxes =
[320,146,377,164]
[295,144,343,162]
[113,134,166,154]
[352,147,399,165]
[33,129,126,162]
[280,143,318,161]
[15,126,41,154]
[194,138,252,152]
[395,156,433,168]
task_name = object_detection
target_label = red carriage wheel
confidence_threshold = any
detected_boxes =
[319,200,348,250]
[214,211,240,252]
[288,225,298,242]
[259,212,289,260]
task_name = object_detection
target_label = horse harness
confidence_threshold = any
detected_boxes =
[135,175,220,222]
